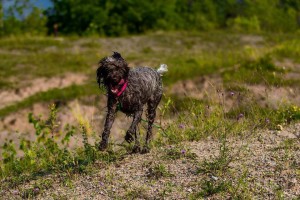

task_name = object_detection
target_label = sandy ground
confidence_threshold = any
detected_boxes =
[1,123,299,199]
[0,73,87,109]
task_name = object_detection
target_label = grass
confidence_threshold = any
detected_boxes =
[0,31,299,112]
[0,104,126,189]
[0,82,100,118]
[146,163,173,179]
[0,31,300,198]
[0,31,299,88]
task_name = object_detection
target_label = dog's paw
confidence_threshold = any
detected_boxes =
[140,146,150,154]
[131,145,141,153]
[98,141,108,151]
[125,132,134,143]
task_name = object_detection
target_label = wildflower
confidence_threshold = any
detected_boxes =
[237,113,244,121]
[34,188,40,193]
[178,124,185,129]
[181,149,186,154]
[265,118,270,124]
[230,91,235,96]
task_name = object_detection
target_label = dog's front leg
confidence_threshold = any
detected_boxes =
[99,98,117,151]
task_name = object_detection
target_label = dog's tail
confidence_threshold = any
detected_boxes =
[157,64,168,76]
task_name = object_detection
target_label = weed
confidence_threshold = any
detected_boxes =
[162,145,197,161]
[190,179,229,199]
[125,186,148,199]
[146,163,173,179]
[197,135,235,175]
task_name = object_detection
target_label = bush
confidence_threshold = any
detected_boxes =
[227,16,261,32]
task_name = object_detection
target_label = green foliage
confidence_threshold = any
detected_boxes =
[242,0,299,32]
[1,0,300,36]
[41,0,300,36]
[0,104,125,187]
[228,16,261,32]
[276,104,300,124]
[274,39,300,62]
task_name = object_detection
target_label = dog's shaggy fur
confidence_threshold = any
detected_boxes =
[96,52,167,153]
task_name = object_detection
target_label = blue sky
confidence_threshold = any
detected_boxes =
[3,0,53,18]
[34,0,52,9]
[3,0,53,10]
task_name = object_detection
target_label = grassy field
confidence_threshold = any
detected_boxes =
[0,32,300,112]
[0,31,299,199]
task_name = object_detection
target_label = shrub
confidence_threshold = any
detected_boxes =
[228,16,261,32]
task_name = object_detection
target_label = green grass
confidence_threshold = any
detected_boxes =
[0,82,100,118]
[0,104,126,188]
[0,32,299,130]
[0,31,299,90]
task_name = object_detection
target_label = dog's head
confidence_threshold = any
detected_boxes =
[97,52,129,95]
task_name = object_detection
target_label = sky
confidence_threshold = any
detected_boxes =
[3,0,53,10]
[2,0,53,18]
[34,0,52,9]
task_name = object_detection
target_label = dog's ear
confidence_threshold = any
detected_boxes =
[112,51,123,60]
[111,52,128,70]
[96,59,106,88]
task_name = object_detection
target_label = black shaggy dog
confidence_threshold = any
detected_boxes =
[96,52,167,153]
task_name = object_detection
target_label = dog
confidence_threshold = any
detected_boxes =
[96,52,167,153]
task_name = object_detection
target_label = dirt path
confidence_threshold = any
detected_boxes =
[2,123,299,199]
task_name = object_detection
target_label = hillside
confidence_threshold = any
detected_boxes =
[0,32,300,199]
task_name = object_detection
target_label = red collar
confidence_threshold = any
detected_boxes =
[116,79,128,97]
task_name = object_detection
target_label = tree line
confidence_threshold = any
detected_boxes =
[1,0,300,36]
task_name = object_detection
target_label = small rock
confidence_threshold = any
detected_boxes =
[210,175,218,181]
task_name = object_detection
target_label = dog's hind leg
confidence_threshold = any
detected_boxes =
[125,109,143,153]
[142,95,161,153]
